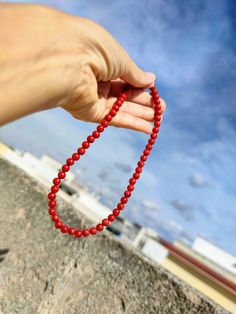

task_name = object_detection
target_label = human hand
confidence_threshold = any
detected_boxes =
[0,4,166,132]
[64,78,166,134]
[59,16,166,133]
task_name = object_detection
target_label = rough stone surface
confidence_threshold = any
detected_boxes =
[0,158,229,314]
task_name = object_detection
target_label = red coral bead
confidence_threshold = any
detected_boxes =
[154,121,161,127]
[52,214,59,222]
[155,110,162,116]
[90,227,97,235]
[66,158,74,166]
[96,224,104,231]
[68,228,76,236]
[129,178,136,185]
[151,87,157,94]
[149,138,155,145]
[61,225,68,233]
[146,144,152,151]
[135,167,142,174]
[82,141,90,149]
[62,164,70,172]
[48,200,56,208]
[154,101,160,107]
[154,114,162,122]
[102,219,110,226]
[120,92,127,99]
[87,135,95,143]
[140,155,147,162]
[113,105,119,112]
[113,208,120,216]
[155,106,161,113]
[156,111,162,118]
[48,208,56,215]
[117,203,124,211]
[105,114,112,121]
[53,177,61,186]
[153,95,160,101]
[120,197,128,204]
[152,127,159,134]
[72,153,80,161]
[97,125,104,132]
[55,221,62,229]
[51,185,59,193]
[82,229,90,237]
[78,147,85,155]
[124,190,131,198]
[75,230,83,238]
[151,133,157,139]
[143,149,150,156]
[110,109,116,117]
[48,192,56,200]
[133,173,140,179]
[101,120,108,128]
[138,161,144,168]
[93,131,100,138]
[118,96,125,101]
[116,99,123,107]
[153,99,159,104]
[108,214,115,221]
[153,94,160,100]
[58,171,66,179]
[127,184,134,191]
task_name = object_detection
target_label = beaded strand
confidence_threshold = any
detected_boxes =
[48,86,163,238]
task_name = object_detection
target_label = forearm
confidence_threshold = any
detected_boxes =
[0,52,80,126]
[0,58,55,125]
[0,3,79,126]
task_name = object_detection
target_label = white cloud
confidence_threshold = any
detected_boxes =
[188,173,213,188]
[171,198,193,212]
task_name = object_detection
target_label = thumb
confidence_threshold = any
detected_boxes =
[120,51,156,88]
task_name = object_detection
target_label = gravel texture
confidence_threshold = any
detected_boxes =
[0,158,229,314]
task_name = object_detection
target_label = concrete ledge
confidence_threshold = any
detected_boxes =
[0,158,229,313]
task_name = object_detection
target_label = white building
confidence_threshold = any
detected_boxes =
[0,142,111,222]
[192,236,236,275]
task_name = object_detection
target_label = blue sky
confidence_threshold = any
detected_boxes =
[0,0,235,255]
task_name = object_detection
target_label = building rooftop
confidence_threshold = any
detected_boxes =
[0,157,230,313]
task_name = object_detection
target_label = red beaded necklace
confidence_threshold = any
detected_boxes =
[47,85,162,238]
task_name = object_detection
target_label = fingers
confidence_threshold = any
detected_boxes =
[110,81,149,102]
[104,96,164,133]
[108,94,166,113]
[119,49,156,88]
[108,81,166,112]
[108,110,153,134]
[108,99,154,122]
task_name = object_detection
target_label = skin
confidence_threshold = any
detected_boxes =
[0,3,166,133]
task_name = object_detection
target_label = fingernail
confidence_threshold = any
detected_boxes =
[145,72,156,83]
